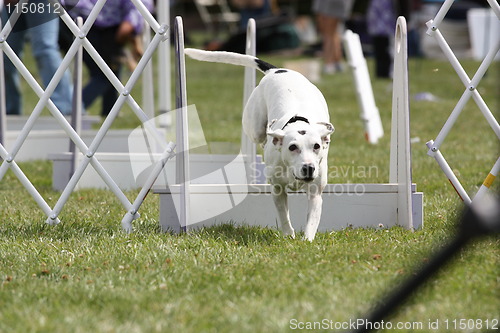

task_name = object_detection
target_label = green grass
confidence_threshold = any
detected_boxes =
[0,44,499,332]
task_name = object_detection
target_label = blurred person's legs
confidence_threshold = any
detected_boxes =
[2,11,26,115]
[82,26,122,117]
[367,0,395,78]
[82,53,109,114]
[372,35,391,78]
[83,61,119,117]
[2,0,73,115]
[313,0,351,75]
[317,13,343,74]
[28,4,73,115]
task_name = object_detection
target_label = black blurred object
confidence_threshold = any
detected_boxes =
[353,196,500,333]
[206,11,300,54]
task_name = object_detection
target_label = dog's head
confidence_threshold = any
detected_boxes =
[266,120,334,182]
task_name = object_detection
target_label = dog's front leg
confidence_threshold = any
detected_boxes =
[304,185,324,241]
[272,185,295,238]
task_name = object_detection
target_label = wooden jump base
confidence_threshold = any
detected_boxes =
[153,16,423,234]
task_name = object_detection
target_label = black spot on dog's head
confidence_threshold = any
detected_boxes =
[298,130,306,135]
[275,69,288,74]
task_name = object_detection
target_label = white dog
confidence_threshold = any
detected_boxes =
[185,49,334,241]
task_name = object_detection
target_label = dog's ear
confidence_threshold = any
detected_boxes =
[266,121,285,146]
[315,122,335,145]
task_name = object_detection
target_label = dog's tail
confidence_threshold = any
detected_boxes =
[184,48,276,74]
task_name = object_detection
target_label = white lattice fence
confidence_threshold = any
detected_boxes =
[425,0,500,205]
[0,0,175,231]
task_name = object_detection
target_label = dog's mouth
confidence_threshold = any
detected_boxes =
[294,175,315,183]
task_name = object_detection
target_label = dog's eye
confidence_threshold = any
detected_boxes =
[289,144,298,152]
[313,143,321,150]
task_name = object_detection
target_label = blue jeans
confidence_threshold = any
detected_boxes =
[2,1,73,115]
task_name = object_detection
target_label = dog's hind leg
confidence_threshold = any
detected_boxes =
[272,185,295,238]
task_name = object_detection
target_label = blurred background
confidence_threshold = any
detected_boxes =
[164,0,498,61]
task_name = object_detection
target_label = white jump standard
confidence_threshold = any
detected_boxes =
[155,16,423,236]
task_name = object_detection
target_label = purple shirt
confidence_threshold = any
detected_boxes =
[62,0,154,34]
[367,0,396,37]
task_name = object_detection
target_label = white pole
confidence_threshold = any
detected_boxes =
[426,140,472,204]
[0,0,26,39]
[389,17,413,229]
[69,17,84,178]
[174,16,190,231]
[486,0,500,18]
[473,157,500,203]
[142,22,155,120]
[121,142,176,232]
[0,14,6,146]
[242,18,257,183]
[158,0,171,127]
[425,0,455,35]
[343,29,383,144]
[130,0,161,33]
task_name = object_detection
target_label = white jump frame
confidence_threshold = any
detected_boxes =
[174,16,191,231]
[425,0,500,205]
[155,16,423,233]
[241,18,258,184]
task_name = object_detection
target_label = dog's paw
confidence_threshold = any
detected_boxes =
[282,226,296,239]
[303,232,316,242]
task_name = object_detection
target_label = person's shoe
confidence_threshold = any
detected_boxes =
[323,63,336,75]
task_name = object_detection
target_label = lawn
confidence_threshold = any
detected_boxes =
[0,37,498,332]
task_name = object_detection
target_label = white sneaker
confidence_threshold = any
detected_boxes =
[323,63,336,75]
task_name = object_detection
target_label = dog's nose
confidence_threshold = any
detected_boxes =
[301,164,315,179]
